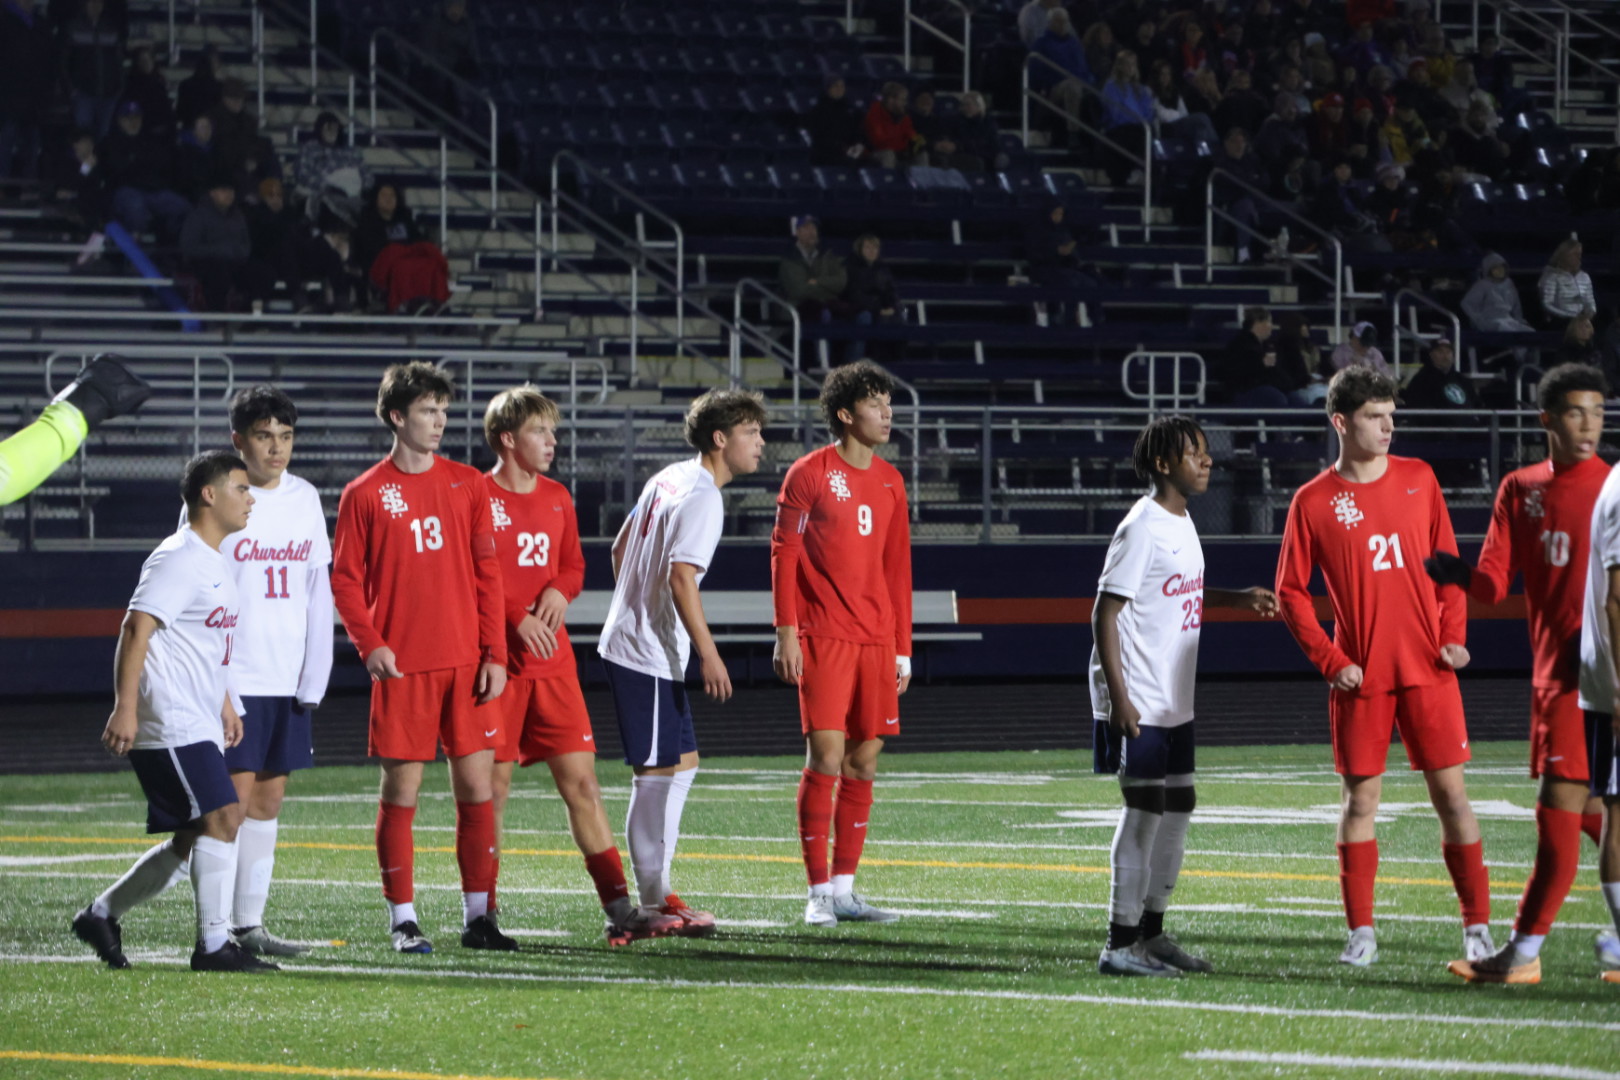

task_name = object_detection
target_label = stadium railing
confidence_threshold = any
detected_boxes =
[1204,167,1345,338]
[1480,0,1620,140]
[1121,352,1207,412]
[904,0,974,94]
[1390,289,1465,383]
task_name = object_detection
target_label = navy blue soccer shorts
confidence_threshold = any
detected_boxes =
[128,741,238,834]
[226,696,314,775]
[1586,711,1620,798]
[602,659,698,769]
[1093,719,1196,781]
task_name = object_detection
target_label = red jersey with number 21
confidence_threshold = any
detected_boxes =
[1276,455,1466,692]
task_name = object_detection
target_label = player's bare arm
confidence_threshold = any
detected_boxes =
[773,626,803,687]
[1605,564,1620,740]
[1092,591,1142,738]
[475,659,506,705]
[103,609,159,756]
[221,691,243,749]
[364,644,403,681]
[1205,586,1279,616]
[670,561,731,702]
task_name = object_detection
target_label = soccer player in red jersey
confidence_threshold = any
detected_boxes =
[476,386,679,945]
[331,362,511,955]
[1426,363,1610,983]
[1276,367,1493,967]
[772,361,912,927]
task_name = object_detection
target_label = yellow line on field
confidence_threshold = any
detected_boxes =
[0,835,1589,892]
[0,1050,571,1080]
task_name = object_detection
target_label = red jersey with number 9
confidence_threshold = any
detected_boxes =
[482,472,585,679]
[1276,455,1466,692]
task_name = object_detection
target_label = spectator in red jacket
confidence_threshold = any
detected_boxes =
[864,82,928,169]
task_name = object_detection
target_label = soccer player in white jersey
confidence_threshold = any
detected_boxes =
[73,451,278,972]
[217,386,333,956]
[598,389,766,932]
[1090,416,1278,976]
[1573,457,1620,984]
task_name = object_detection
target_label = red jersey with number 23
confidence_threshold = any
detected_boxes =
[771,444,913,656]
[483,472,585,680]
[1276,455,1466,692]
[331,455,506,675]
[1468,455,1608,690]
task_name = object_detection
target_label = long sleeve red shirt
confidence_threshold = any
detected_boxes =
[482,471,585,679]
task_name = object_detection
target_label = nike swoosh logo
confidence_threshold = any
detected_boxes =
[1461,740,1468,749]
[885,718,899,725]
[1407,488,1420,494]
[583,735,593,742]
[1171,547,1183,554]
[484,728,498,737]
[854,822,867,829]
[212,582,222,588]
[451,481,464,488]
[1548,755,1564,762]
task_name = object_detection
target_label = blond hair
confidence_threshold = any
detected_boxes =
[483,384,561,455]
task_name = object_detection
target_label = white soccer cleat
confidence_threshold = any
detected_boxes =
[832,892,900,923]
[804,895,838,928]
[1596,931,1620,970]
[1464,924,1496,963]
[1098,940,1180,977]
[233,925,309,957]
[1339,927,1378,967]
[1142,933,1213,973]
[390,920,433,954]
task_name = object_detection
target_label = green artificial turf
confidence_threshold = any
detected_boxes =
[1,743,1615,1080]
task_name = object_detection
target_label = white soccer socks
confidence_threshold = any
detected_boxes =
[626,775,673,907]
[191,835,238,954]
[1143,809,1192,920]
[664,768,696,894]
[1109,806,1163,929]
[92,837,187,920]
[232,816,278,930]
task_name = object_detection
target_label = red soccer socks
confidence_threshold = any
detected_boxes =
[376,801,416,905]
[1442,839,1492,927]
[832,777,875,879]
[454,799,496,896]
[584,847,631,909]
[1517,805,1582,936]
[797,769,837,887]
[1337,839,1378,929]
[1584,812,1604,846]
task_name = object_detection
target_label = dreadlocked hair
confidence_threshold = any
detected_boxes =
[1132,415,1206,482]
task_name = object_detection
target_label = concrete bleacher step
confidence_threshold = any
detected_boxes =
[570,315,723,340]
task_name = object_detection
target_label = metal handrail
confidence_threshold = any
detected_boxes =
[1390,288,1464,384]
[1022,53,1153,239]
[904,0,973,93]
[1204,167,1343,336]
[0,309,518,329]
[435,353,611,487]
[1121,351,1207,412]
[369,28,500,224]
[1484,0,1620,139]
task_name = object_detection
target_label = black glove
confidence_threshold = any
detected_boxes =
[1423,552,1472,590]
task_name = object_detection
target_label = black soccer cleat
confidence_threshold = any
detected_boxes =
[190,939,280,972]
[54,355,152,430]
[72,907,130,970]
[460,914,519,951]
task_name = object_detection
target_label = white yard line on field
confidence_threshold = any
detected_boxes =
[1185,1050,1620,1079]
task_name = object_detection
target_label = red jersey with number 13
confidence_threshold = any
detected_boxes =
[1275,455,1466,692]
[483,472,585,679]
[1468,455,1608,690]
[771,444,913,655]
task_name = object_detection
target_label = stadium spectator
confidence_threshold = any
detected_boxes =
[1018,0,1062,48]
[1276,311,1330,394]
[1313,155,1378,243]
[1246,0,1280,55]
[355,181,450,313]
[1031,9,1095,141]
[1177,21,1208,76]
[910,91,983,173]
[173,115,217,202]
[1440,61,1492,124]
[48,128,110,229]
[1451,101,1509,181]
[1127,17,1168,76]
[779,214,850,323]
[1402,338,1481,412]
[1418,23,1457,87]
[1185,67,1225,120]
[1210,127,1268,262]
[1330,321,1393,376]
[120,44,175,142]
[1215,69,1270,137]
[1365,161,1415,240]
[1214,21,1255,79]
[1556,311,1600,368]
[1538,239,1597,324]
[209,77,276,192]
[1469,32,1523,114]
[101,100,189,240]
[954,92,1003,170]
[353,181,424,271]
[1345,97,1384,178]
[62,0,125,137]
[293,111,371,224]
[1023,202,1097,327]
[1383,92,1434,166]
[864,82,927,169]
[807,76,864,166]
[1411,156,1475,254]
[1101,51,1154,184]
[1400,61,1457,135]
[175,44,222,129]
[304,211,361,312]
[1255,91,1311,190]
[0,0,57,179]
[1461,252,1536,365]
[1568,147,1620,215]
[414,0,481,115]
[1309,92,1349,159]
[1085,21,1120,82]
[843,234,900,363]
[1221,305,1315,407]
[247,177,314,308]
[1149,60,1218,144]
[180,173,265,312]
[1274,64,1312,116]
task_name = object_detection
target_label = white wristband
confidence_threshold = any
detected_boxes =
[896,655,912,678]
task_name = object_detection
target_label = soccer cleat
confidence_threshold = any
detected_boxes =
[832,892,900,923]
[190,940,280,972]
[1464,924,1496,963]
[804,895,838,928]
[1338,927,1378,967]
[604,904,683,947]
[1447,943,1540,984]
[72,907,130,970]
[1603,970,1620,984]
[1098,940,1181,977]
[1596,931,1620,970]
[460,914,519,951]
[659,894,717,937]
[56,355,152,429]
[1142,934,1213,973]
[390,920,433,954]
[233,926,309,958]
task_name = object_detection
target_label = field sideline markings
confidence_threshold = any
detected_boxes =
[0,835,1590,893]
[0,1050,571,1080]
[1185,1050,1620,1079]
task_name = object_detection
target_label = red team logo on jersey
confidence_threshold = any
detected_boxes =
[233,538,315,562]
[1162,571,1204,597]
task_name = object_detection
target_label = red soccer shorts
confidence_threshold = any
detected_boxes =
[798,636,900,742]
[1530,686,1589,782]
[1329,676,1470,776]
[368,664,494,761]
[487,673,597,766]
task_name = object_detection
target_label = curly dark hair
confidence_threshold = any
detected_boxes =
[820,360,896,438]
[1326,365,1397,418]
[1536,362,1608,414]
[1132,415,1206,482]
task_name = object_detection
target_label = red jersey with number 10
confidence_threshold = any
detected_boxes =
[332,455,506,675]
[1275,455,1466,692]
[482,472,585,680]
[771,444,913,655]
[1469,455,1608,690]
